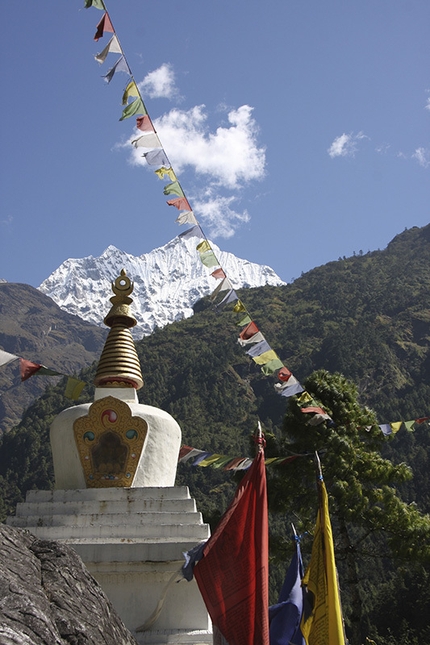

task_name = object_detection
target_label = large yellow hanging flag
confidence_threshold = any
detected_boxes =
[301,479,346,645]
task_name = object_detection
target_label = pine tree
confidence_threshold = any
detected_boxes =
[269,370,430,645]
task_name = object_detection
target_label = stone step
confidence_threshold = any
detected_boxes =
[14,497,196,517]
[6,521,210,541]
[8,510,204,528]
[25,486,192,504]
[70,539,207,564]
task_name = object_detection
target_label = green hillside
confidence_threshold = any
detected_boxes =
[1,224,430,642]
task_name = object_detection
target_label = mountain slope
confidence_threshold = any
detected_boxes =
[0,282,105,433]
[38,236,285,337]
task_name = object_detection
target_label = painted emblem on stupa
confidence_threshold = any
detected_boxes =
[74,396,147,487]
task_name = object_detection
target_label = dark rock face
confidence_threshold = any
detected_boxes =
[0,524,137,645]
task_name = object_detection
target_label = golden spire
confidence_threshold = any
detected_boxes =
[94,270,144,390]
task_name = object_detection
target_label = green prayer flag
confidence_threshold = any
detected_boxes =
[120,98,147,121]
[163,181,184,197]
[200,251,218,268]
[236,314,252,326]
[84,0,106,9]
[261,358,284,375]
[37,366,62,376]
[404,420,415,432]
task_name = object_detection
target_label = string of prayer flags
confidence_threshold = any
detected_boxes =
[94,13,114,41]
[0,349,86,400]
[178,444,311,472]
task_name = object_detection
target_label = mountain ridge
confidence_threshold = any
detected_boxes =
[38,236,285,338]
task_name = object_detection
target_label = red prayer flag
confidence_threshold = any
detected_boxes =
[136,115,155,132]
[277,366,292,382]
[301,406,327,415]
[415,416,430,424]
[194,448,269,645]
[166,197,191,211]
[211,268,226,280]
[94,12,114,41]
[20,358,42,382]
[239,321,259,341]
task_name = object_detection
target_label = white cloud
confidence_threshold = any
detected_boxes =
[152,104,266,189]
[192,191,250,239]
[138,63,178,100]
[327,131,369,158]
[425,97,430,112]
[412,147,430,168]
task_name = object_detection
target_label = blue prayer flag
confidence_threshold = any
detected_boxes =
[269,537,305,645]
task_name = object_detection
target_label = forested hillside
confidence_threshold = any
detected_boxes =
[1,224,430,642]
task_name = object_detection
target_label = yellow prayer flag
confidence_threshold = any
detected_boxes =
[252,350,278,365]
[65,377,85,400]
[390,422,402,435]
[301,480,345,645]
[196,240,211,253]
[154,166,177,182]
[197,454,223,467]
[122,81,139,105]
[297,391,314,405]
[233,300,246,313]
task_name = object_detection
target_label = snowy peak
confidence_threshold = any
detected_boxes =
[38,236,285,338]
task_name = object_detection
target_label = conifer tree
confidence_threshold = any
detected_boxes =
[269,370,430,645]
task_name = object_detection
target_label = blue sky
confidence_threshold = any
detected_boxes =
[0,0,429,287]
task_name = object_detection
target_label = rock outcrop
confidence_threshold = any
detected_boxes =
[0,524,137,645]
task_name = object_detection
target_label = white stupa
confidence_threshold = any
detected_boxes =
[7,270,211,644]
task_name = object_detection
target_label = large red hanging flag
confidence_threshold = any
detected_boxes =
[194,446,269,645]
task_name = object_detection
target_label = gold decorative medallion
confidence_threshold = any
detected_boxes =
[74,396,147,488]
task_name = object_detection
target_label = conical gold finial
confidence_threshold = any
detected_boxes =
[94,270,144,390]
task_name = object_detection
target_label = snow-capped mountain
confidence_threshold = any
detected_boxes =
[38,236,285,338]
